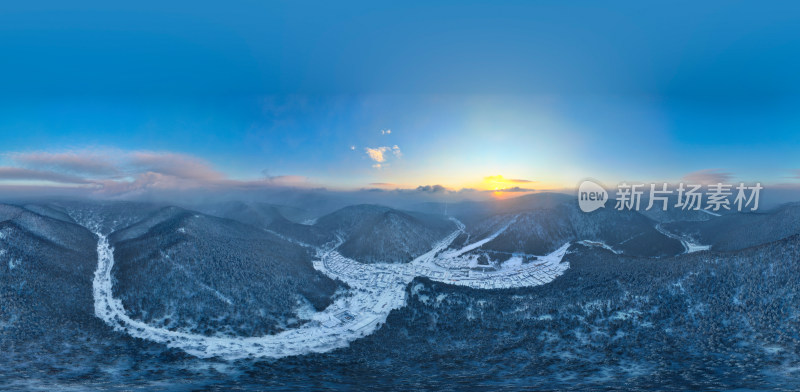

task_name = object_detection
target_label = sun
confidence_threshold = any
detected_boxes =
[482,174,537,199]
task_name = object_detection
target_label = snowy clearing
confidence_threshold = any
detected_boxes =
[655,224,711,253]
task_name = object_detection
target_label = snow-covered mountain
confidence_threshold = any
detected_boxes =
[5,196,800,391]
[197,201,314,227]
[0,204,102,356]
[662,202,800,251]
[438,193,685,258]
[315,204,458,263]
[108,206,344,336]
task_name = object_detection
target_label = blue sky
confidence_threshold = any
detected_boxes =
[1,1,799,198]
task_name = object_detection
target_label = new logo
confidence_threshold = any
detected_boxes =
[578,180,608,212]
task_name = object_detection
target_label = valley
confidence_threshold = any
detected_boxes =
[91,215,572,359]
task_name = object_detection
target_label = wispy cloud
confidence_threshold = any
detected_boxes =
[263,175,310,187]
[8,149,225,181]
[0,147,317,197]
[128,151,225,181]
[9,150,120,176]
[484,175,534,183]
[682,169,733,184]
[489,186,536,193]
[0,167,94,184]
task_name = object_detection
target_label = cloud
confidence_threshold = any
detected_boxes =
[0,148,323,198]
[381,129,391,135]
[128,151,225,181]
[682,169,733,184]
[263,175,309,187]
[369,182,396,187]
[416,184,448,193]
[9,150,120,176]
[484,175,534,183]
[8,149,225,182]
[0,167,94,184]
[493,186,536,192]
[365,147,389,163]
[365,145,402,168]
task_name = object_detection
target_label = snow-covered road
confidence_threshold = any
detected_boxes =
[654,224,711,253]
[92,217,571,360]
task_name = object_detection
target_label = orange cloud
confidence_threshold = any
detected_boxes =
[483,175,534,184]
[365,145,402,168]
